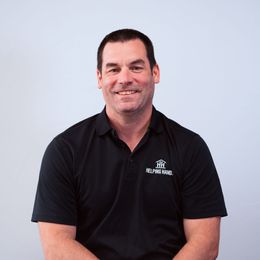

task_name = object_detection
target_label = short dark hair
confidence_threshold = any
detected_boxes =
[97,28,157,72]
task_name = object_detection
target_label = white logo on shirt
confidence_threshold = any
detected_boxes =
[146,159,173,176]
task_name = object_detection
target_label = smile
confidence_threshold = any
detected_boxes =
[116,90,138,95]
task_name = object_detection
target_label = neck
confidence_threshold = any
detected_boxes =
[107,107,153,151]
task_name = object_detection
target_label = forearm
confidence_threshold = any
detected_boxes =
[43,238,99,260]
[38,222,99,260]
[173,236,218,260]
[172,217,221,260]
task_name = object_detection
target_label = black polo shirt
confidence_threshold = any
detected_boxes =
[32,107,227,260]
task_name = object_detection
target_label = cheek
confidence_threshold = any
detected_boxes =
[138,74,154,85]
[101,84,114,100]
[143,83,155,97]
[103,75,117,86]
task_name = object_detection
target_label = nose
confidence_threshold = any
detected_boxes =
[118,68,133,86]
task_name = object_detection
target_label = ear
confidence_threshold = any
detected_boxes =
[152,64,160,84]
[96,69,102,89]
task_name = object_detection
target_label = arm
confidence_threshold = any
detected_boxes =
[38,222,99,260]
[173,217,221,260]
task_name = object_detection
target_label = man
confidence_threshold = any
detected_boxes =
[32,29,227,259]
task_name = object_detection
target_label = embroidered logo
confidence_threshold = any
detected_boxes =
[146,159,173,176]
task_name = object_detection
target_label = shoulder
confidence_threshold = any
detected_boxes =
[57,113,99,142]
[45,113,101,157]
[154,109,212,167]
[156,109,204,147]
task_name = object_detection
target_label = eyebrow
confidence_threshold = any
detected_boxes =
[105,62,119,68]
[129,59,145,66]
[105,59,145,68]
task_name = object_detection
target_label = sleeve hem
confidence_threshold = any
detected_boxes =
[183,210,228,219]
[31,214,77,226]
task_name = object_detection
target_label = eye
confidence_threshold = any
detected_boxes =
[130,66,143,72]
[107,68,120,74]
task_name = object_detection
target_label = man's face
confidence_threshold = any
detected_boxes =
[97,39,160,117]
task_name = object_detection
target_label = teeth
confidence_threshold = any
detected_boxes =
[117,90,136,95]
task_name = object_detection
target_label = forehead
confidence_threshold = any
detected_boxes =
[102,39,148,64]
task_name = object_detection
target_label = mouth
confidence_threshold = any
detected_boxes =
[115,90,139,95]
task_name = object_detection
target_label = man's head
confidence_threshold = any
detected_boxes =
[96,29,160,118]
[97,29,157,72]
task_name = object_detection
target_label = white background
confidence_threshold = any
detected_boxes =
[0,0,259,259]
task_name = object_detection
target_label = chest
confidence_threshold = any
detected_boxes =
[74,133,183,220]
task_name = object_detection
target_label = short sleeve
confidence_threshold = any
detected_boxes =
[181,135,227,219]
[31,137,77,225]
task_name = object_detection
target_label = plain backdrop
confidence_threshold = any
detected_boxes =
[0,0,259,259]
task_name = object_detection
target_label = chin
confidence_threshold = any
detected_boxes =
[119,108,137,114]
[117,105,139,114]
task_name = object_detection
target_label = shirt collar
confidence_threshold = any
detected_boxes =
[95,106,164,136]
[95,107,112,136]
[149,106,164,134]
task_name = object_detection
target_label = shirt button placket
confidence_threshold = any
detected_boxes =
[125,156,136,181]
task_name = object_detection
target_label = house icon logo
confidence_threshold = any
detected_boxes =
[145,159,173,176]
[155,159,166,169]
